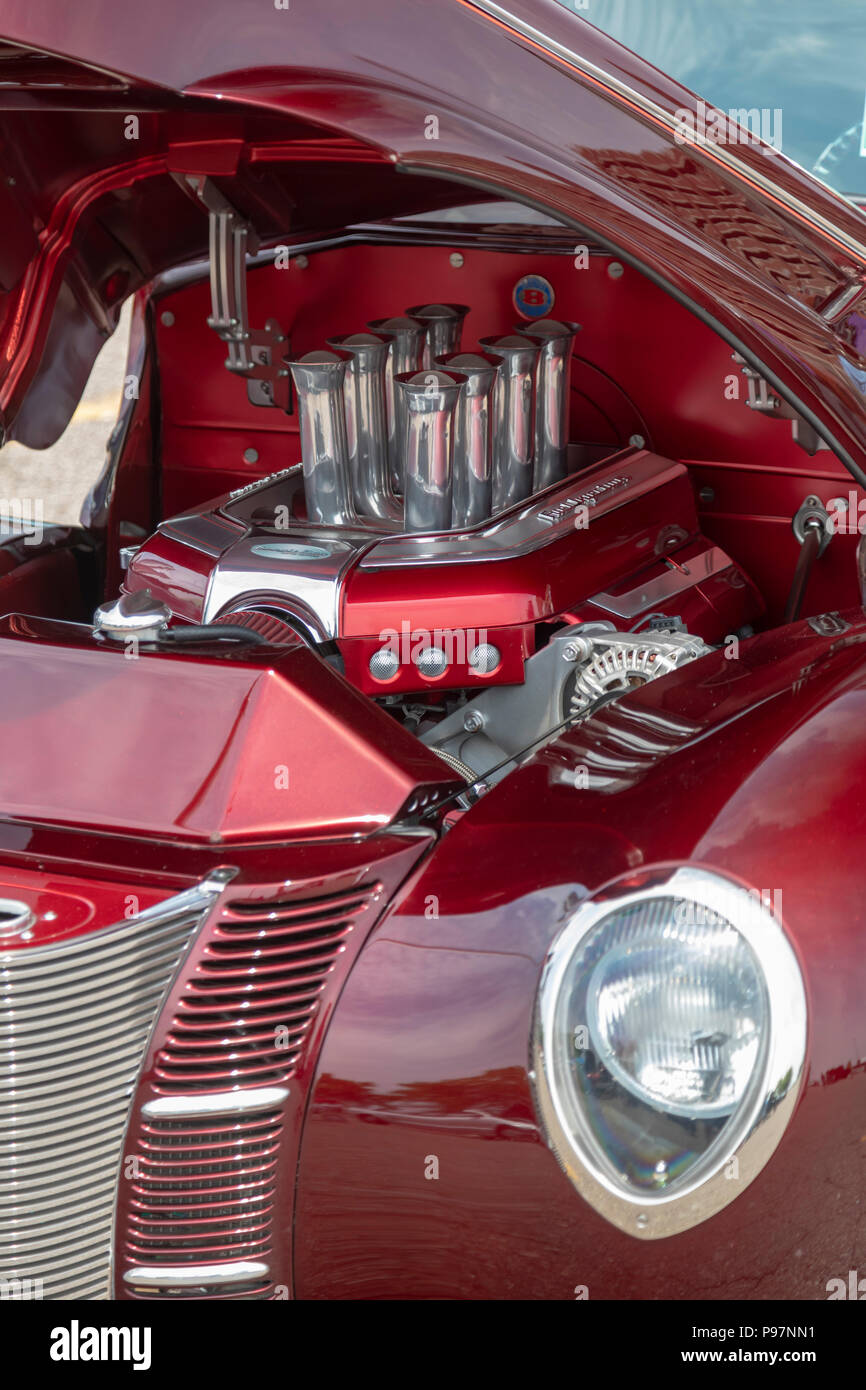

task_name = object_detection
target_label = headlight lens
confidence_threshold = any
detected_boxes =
[585,903,765,1120]
[533,869,807,1237]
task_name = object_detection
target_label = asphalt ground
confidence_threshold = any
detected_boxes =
[1,300,132,526]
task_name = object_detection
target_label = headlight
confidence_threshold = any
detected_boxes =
[532,867,807,1239]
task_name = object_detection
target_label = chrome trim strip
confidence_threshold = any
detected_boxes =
[0,870,232,968]
[821,280,866,322]
[359,458,649,567]
[123,1260,270,1289]
[226,463,302,503]
[590,545,733,618]
[141,1086,289,1119]
[460,0,866,265]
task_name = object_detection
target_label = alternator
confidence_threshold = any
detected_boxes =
[569,630,711,719]
[422,623,712,790]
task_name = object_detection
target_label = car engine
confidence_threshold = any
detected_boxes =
[121,301,763,795]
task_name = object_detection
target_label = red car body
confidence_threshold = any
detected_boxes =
[0,0,865,1301]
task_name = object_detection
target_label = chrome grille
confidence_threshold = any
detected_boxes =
[126,1109,282,1281]
[153,882,379,1092]
[0,876,228,1300]
[123,878,383,1296]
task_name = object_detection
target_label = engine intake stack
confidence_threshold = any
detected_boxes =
[287,305,583,535]
[124,302,763,706]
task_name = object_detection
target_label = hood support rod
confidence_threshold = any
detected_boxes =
[174,173,292,412]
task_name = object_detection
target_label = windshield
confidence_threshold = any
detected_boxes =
[553,0,866,199]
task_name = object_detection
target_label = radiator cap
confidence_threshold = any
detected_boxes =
[93,589,171,643]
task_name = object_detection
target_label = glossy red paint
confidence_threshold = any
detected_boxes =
[0,863,170,950]
[572,535,764,643]
[0,615,460,842]
[0,0,865,1304]
[294,610,866,1299]
[0,0,865,484]
[125,530,216,624]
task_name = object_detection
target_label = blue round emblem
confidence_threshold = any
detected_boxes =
[513,274,556,320]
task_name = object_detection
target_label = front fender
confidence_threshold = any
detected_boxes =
[294,611,866,1299]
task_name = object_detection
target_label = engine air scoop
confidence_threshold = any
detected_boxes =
[0,616,460,842]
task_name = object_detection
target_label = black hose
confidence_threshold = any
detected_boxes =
[157,624,269,646]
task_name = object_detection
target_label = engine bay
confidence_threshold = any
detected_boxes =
[111,237,775,803]
[36,191,866,817]
[123,424,761,794]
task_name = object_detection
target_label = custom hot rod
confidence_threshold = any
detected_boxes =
[0,0,865,1302]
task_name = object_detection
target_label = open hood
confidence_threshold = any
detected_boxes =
[1,0,866,469]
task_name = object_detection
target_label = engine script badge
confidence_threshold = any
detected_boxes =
[536,475,631,525]
[250,542,332,561]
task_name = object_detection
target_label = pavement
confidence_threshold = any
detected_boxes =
[1,300,132,526]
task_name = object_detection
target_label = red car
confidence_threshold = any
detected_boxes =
[0,0,865,1304]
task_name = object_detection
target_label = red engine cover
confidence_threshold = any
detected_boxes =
[126,448,764,696]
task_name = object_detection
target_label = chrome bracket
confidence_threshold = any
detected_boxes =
[793,494,832,556]
[731,353,790,417]
[182,174,291,411]
[732,353,829,456]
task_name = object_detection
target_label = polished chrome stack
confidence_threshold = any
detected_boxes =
[287,307,579,535]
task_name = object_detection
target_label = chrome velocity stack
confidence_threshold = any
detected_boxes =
[518,319,580,491]
[396,368,467,533]
[479,334,541,513]
[368,315,425,493]
[286,349,358,526]
[435,351,500,528]
[406,304,470,369]
[327,332,401,522]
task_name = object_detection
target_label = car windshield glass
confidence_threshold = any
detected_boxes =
[552,0,866,199]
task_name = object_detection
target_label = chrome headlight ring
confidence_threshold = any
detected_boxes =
[531,866,808,1240]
